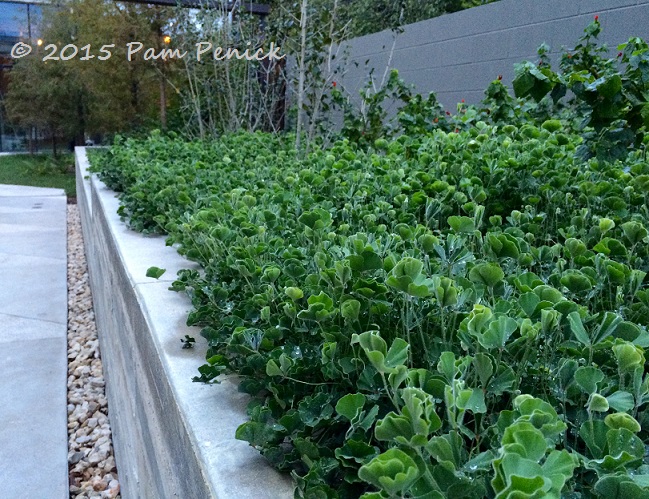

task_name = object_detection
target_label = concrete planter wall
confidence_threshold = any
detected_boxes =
[75,147,294,499]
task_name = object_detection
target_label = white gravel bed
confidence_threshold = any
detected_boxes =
[67,204,120,498]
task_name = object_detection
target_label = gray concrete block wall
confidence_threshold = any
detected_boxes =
[338,0,649,110]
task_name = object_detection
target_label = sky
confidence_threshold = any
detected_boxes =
[0,2,41,38]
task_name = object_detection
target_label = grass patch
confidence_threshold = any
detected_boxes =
[0,153,76,197]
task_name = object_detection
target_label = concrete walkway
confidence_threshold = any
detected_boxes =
[0,185,68,498]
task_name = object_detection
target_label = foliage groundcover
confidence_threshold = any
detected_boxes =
[90,23,649,499]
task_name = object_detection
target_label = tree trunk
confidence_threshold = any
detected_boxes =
[160,71,167,130]
[295,0,308,153]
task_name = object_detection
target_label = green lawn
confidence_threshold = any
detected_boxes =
[0,153,76,197]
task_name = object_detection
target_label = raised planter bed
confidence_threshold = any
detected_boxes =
[75,147,294,499]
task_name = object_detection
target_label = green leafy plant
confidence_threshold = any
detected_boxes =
[89,24,649,498]
[513,18,649,161]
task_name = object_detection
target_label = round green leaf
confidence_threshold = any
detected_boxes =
[588,393,610,413]
[448,215,475,233]
[358,448,420,496]
[341,299,361,322]
[574,366,604,394]
[336,393,366,422]
[469,263,504,287]
[285,287,304,300]
[605,413,641,433]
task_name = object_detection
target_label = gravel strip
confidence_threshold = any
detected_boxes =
[67,204,121,498]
